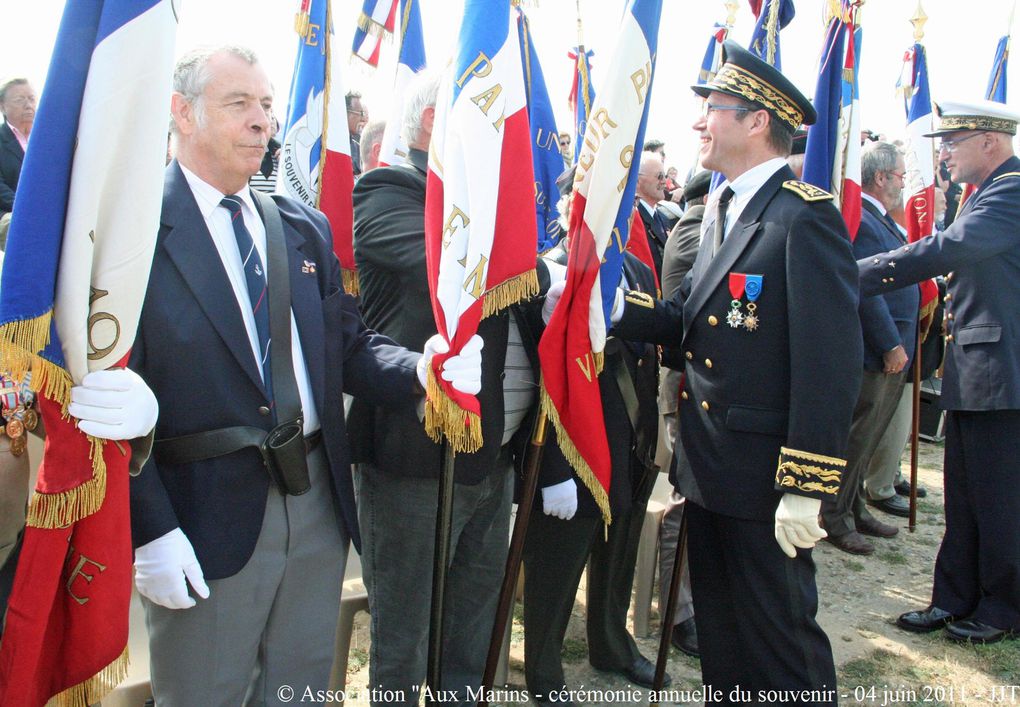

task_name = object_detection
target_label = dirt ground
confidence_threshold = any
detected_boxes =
[341,439,1020,706]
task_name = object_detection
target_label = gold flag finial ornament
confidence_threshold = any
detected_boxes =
[911,1,928,42]
[724,0,739,27]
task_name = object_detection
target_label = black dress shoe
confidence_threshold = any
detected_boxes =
[595,654,671,688]
[945,618,1017,644]
[868,494,911,518]
[896,605,958,633]
[671,617,700,657]
[894,479,927,498]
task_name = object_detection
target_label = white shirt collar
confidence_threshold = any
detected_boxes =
[726,157,789,201]
[861,192,887,215]
[178,163,259,222]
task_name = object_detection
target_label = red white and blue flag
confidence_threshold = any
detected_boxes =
[539,0,662,523]
[0,1,176,704]
[567,45,596,165]
[378,0,427,167]
[748,0,795,70]
[985,20,1011,102]
[898,41,940,329]
[803,2,862,239]
[423,0,538,452]
[698,23,730,86]
[278,0,357,293]
[352,0,398,68]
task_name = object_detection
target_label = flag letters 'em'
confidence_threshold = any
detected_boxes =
[538,0,662,523]
[423,0,538,452]
[279,0,357,293]
[0,1,176,704]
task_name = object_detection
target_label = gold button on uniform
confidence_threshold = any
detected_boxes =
[258,406,271,416]
[701,401,710,411]
[947,313,954,320]
[708,315,719,326]
[704,358,713,368]
[685,351,693,360]
[947,334,954,342]
[681,391,689,400]
[944,293,952,301]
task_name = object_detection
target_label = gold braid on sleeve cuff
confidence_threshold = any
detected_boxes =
[774,446,845,499]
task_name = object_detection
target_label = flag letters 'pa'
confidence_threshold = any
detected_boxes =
[0,1,176,704]
[423,0,538,452]
[279,0,357,293]
[517,6,562,254]
[378,0,427,167]
[898,42,940,331]
[538,0,662,524]
[352,0,398,67]
[803,2,862,239]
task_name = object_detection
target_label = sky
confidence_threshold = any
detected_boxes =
[2,0,1017,174]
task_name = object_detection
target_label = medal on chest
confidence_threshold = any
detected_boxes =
[726,273,763,332]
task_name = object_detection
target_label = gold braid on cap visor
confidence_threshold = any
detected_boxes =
[708,64,803,131]
[938,115,1018,135]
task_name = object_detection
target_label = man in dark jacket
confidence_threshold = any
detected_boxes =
[0,78,36,215]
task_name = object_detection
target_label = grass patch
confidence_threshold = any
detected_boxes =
[348,648,369,674]
[846,560,866,572]
[878,549,909,565]
[839,648,937,687]
[972,641,1020,681]
[561,637,588,663]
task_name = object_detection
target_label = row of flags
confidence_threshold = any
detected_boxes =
[0,0,1012,703]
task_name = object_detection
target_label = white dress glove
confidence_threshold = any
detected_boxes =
[542,478,578,520]
[69,368,158,440]
[134,528,210,610]
[774,493,826,558]
[542,280,566,324]
[416,334,484,395]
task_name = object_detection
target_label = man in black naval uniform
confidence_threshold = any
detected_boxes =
[861,100,1020,645]
[602,41,863,699]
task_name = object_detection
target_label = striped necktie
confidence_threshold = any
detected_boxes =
[221,195,272,399]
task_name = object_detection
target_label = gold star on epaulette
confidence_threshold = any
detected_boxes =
[781,180,834,202]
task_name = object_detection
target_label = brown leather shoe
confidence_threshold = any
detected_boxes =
[857,516,899,538]
[824,531,874,555]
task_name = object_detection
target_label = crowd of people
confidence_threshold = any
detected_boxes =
[0,29,1018,707]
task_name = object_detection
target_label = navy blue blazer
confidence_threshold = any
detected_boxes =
[129,162,420,579]
[0,122,24,213]
[860,155,1020,411]
[855,200,919,372]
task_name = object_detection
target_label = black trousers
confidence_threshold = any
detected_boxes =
[521,464,655,696]
[933,410,1020,630]
[686,503,837,706]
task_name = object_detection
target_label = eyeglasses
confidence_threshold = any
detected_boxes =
[349,110,367,118]
[938,132,983,153]
[641,172,666,180]
[3,96,36,108]
[885,170,906,181]
[704,103,753,117]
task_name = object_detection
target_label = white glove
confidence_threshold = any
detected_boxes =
[69,368,158,440]
[542,280,566,324]
[134,528,210,610]
[542,478,578,520]
[609,288,625,324]
[774,493,826,558]
[416,334,484,395]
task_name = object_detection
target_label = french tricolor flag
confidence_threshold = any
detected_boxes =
[538,0,662,523]
[352,0,398,68]
[278,0,357,292]
[423,0,538,453]
[378,0,427,167]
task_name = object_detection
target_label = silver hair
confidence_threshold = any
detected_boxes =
[172,45,260,131]
[861,141,903,188]
[0,77,29,106]
[360,119,387,167]
[401,72,441,148]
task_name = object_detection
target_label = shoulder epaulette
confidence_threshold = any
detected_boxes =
[993,172,1020,181]
[782,180,833,202]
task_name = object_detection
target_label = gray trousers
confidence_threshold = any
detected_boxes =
[143,446,348,707]
[864,383,913,501]
[821,369,907,536]
[356,459,512,706]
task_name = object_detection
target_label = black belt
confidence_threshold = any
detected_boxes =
[153,427,322,466]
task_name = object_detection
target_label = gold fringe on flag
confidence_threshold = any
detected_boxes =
[47,645,129,707]
[918,292,938,342]
[2,311,112,528]
[342,268,360,297]
[356,11,390,38]
[481,269,539,319]
[424,367,483,453]
[539,382,611,525]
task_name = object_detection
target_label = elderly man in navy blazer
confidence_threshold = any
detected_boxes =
[820,142,919,555]
[128,46,481,704]
[860,100,1020,645]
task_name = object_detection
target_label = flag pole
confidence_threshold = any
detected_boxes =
[651,501,688,700]
[426,441,457,701]
[478,410,549,705]
[905,0,928,532]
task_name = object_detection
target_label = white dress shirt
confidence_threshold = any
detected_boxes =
[179,164,320,434]
[720,157,789,238]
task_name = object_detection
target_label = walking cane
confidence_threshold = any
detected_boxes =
[426,441,457,704]
[478,410,549,706]
[908,326,922,532]
[651,500,688,701]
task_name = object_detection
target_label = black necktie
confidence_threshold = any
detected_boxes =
[713,187,735,256]
[221,196,272,398]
